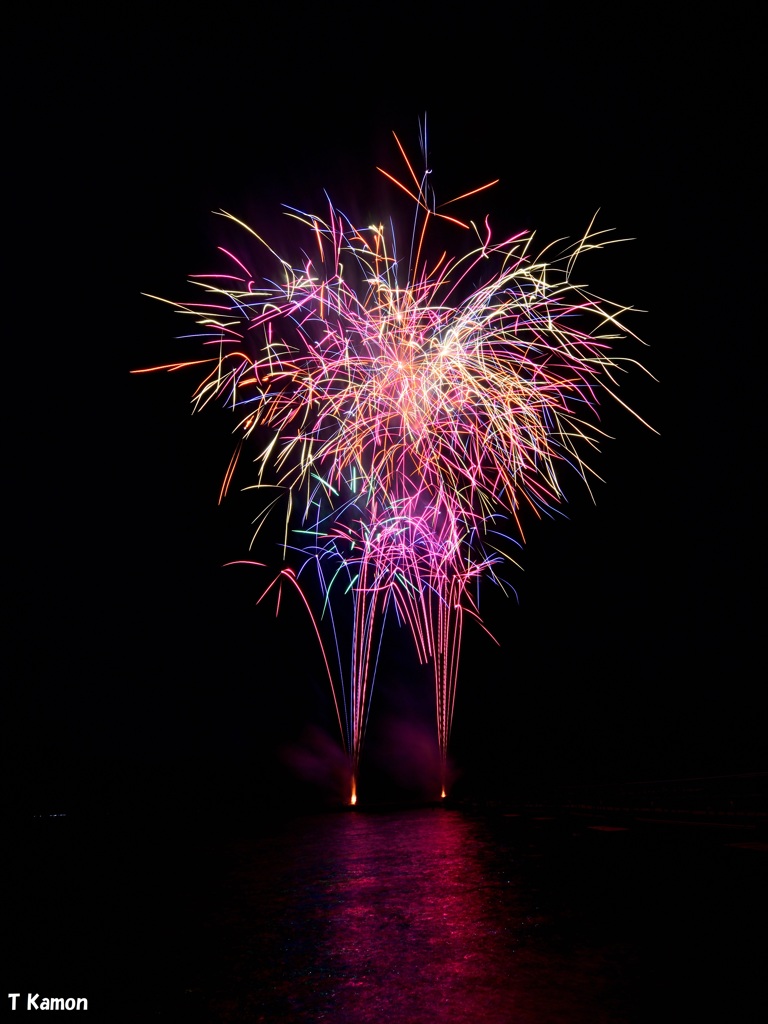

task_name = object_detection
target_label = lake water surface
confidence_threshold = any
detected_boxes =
[9,806,763,1021]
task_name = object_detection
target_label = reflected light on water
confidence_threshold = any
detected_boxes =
[202,808,670,1022]
[321,809,523,1023]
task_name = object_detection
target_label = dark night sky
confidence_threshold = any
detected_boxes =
[5,10,762,813]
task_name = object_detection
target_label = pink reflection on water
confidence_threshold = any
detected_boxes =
[207,808,636,1022]
[317,810,527,1023]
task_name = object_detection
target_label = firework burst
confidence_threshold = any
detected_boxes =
[140,133,651,802]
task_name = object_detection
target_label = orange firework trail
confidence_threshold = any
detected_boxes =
[140,132,653,802]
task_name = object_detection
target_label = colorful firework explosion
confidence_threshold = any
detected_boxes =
[140,133,651,802]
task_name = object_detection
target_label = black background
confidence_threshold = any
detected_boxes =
[6,8,762,817]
